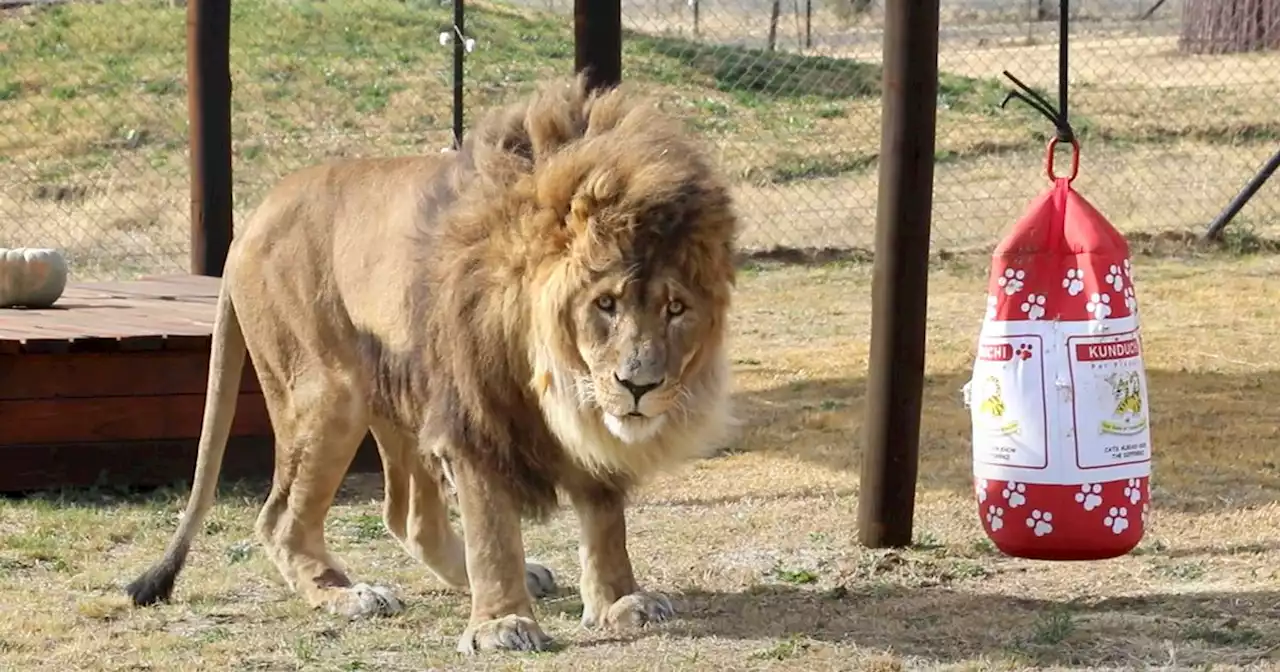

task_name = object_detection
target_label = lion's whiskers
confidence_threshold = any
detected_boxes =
[572,374,598,408]
[671,384,695,422]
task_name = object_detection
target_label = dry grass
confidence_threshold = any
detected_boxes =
[5,249,1280,670]
[735,137,1280,252]
[3,0,1278,279]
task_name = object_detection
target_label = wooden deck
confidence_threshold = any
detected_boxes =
[0,275,378,493]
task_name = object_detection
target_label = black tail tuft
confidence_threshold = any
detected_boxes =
[124,543,190,607]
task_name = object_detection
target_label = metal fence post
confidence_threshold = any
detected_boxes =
[186,0,233,277]
[452,0,465,149]
[857,0,942,549]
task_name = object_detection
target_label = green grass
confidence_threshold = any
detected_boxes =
[3,0,1278,279]
[0,0,1038,195]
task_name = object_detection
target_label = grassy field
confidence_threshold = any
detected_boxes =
[2,0,1279,279]
[4,244,1280,670]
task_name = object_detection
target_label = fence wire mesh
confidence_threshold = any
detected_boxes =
[1,0,1278,280]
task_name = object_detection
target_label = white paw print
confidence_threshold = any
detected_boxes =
[997,268,1026,296]
[1141,501,1150,525]
[986,504,1005,532]
[1085,292,1112,320]
[1105,264,1125,292]
[1124,478,1142,505]
[1123,258,1133,278]
[1026,509,1054,536]
[1074,483,1103,511]
[1002,481,1027,508]
[1020,294,1046,320]
[985,295,997,320]
[1062,268,1085,296]
[1103,506,1130,534]
[1123,285,1136,313]
[976,478,988,503]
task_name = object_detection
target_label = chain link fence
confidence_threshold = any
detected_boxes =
[607,0,1280,253]
[2,0,1278,280]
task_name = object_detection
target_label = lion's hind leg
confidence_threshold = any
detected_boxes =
[253,371,403,620]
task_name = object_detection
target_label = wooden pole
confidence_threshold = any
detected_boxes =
[856,0,941,548]
[574,0,621,91]
[186,0,233,277]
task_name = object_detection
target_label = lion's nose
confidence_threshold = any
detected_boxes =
[615,373,663,403]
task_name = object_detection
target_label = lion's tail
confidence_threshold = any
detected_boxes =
[125,284,247,606]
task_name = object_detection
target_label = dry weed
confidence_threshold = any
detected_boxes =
[4,251,1280,670]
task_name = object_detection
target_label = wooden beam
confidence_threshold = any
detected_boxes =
[186,0,233,277]
[857,0,941,549]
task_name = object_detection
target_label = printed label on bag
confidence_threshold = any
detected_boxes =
[971,334,1048,469]
[1067,330,1152,469]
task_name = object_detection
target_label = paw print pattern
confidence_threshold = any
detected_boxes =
[1124,286,1137,313]
[1074,483,1103,511]
[1124,478,1143,505]
[1002,481,1027,508]
[986,504,1005,532]
[1062,268,1085,296]
[1103,506,1130,534]
[1020,294,1046,320]
[1105,264,1125,292]
[1026,509,1054,536]
[1085,292,1112,320]
[997,268,1026,296]
[985,295,998,320]
[1014,344,1034,361]
[976,478,988,503]
[1141,501,1150,525]
[1123,258,1133,281]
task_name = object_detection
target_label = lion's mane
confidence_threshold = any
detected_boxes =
[362,76,739,519]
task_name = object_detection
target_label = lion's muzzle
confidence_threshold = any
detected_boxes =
[614,372,663,406]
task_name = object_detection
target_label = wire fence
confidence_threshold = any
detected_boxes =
[1,0,1278,280]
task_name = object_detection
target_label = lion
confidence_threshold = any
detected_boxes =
[120,75,739,654]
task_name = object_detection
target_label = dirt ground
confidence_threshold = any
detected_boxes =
[3,248,1280,670]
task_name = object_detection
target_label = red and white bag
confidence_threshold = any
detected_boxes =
[965,140,1152,560]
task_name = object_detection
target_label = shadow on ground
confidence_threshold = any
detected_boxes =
[650,584,1280,666]
[728,367,1280,513]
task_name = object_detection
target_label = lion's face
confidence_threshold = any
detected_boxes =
[571,268,713,444]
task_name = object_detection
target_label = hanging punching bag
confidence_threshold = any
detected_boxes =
[964,138,1152,561]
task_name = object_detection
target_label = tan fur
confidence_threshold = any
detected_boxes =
[120,75,739,654]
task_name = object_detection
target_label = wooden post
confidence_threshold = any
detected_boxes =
[574,0,621,91]
[856,0,941,548]
[186,0,233,277]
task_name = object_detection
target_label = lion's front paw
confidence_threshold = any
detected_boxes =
[328,582,404,620]
[456,615,553,654]
[525,561,558,599]
[584,590,675,629]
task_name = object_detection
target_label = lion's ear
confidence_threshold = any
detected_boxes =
[565,168,620,237]
[568,194,593,237]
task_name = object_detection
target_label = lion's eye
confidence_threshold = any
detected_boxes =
[666,299,685,317]
[595,295,616,313]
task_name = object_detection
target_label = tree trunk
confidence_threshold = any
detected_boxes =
[1180,0,1280,54]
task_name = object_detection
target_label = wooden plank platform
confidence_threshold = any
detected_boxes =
[0,275,379,493]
